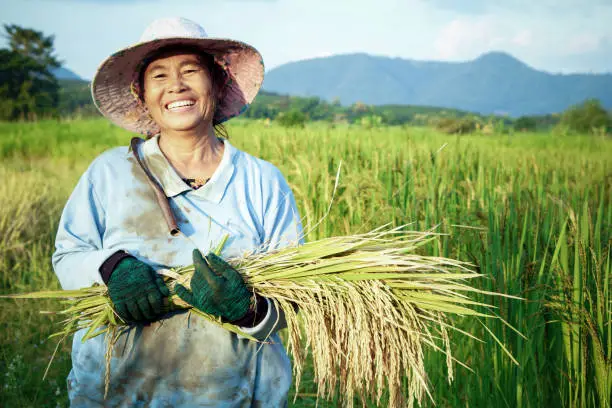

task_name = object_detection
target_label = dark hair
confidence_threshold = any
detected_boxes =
[137,45,229,138]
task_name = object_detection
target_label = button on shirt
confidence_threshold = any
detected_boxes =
[52,136,304,407]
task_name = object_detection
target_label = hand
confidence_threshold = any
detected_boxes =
[107,257,170,322]
[175,250,252,322]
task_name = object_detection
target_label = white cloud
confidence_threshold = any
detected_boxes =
[511,29,533,47]
[565,33,605,55]
[433,16,511,59]
[428,0,611,16]
[431,15,611,66]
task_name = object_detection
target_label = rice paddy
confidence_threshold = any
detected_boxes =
[0,118,610,407]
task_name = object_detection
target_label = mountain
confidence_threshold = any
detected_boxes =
[263,52,612,117]
[52,67,83,81]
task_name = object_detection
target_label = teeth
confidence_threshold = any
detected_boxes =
[167,100,195,110]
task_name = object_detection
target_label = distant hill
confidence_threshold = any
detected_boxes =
[263,52,612,117]
[52,67,82,80]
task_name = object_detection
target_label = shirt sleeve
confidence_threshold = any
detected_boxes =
[238,298,288,339]
[52,170,116,290]
[237,167,304,340]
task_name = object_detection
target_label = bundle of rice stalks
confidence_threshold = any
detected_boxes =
[1,225,517,407]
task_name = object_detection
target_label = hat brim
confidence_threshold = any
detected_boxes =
[92,37,264,136]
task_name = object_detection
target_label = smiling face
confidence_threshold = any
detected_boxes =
[142,52,216,135]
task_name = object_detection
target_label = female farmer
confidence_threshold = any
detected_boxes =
[52,17,303,407]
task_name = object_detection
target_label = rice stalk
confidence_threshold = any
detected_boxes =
[0,225,517,407]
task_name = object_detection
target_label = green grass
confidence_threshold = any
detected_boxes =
[0,118,610,407]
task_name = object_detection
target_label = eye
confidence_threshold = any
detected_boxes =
[152,73,166,79]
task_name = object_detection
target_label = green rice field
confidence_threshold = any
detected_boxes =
[0,118,610,407]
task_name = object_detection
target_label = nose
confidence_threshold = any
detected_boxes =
[168,72,187,93]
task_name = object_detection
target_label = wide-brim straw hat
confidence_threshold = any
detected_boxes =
[92,17,264,136]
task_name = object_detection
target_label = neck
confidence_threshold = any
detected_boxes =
[157,123,224,178]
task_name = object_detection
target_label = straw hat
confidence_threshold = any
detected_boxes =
[91,17,264,136]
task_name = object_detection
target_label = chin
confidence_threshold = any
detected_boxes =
[162,119,208,133]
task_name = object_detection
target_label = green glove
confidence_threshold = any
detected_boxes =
[176,250,252,322]
[107,257,170,322]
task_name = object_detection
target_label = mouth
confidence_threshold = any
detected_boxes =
[165,99,196,112]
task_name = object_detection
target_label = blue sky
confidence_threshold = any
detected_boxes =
[2,0,611,80]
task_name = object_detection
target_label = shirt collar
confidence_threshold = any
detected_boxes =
[137,135,236,203]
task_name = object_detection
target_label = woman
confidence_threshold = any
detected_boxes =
[52,17,303,407]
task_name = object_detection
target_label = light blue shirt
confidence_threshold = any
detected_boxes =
[52,136,303,407]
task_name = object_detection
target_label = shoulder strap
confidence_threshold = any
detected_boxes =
[130,137,180,236]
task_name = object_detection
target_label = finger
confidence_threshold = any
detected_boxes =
[147,290,164,316]
[155,276,170,297]
[174,284,195,305]
[137,296,155,321]
[192,249,209,272]
[113,302,131,323]
[126,301,144,322]
[205,253,238,280]
[192,256,222,292]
